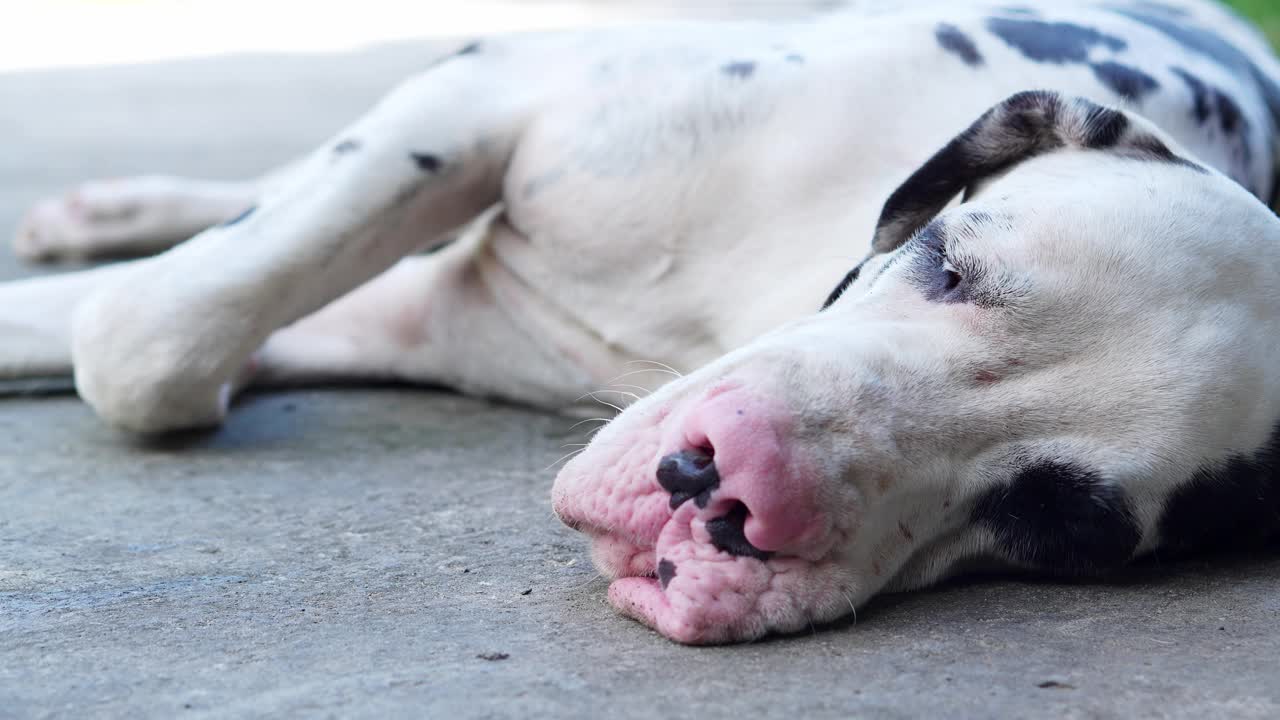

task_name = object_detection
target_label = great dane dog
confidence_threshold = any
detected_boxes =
[4,0,1280,644]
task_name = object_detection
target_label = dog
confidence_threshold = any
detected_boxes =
[4,0,1279,644]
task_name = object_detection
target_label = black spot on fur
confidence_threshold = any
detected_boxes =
[1168,67,1254,183]
[1090,61,1160,102]
[1107,8,1250,75]
[936,23,984,67]
[1158,424,1280,555]
[657,559,677,589]
[1108,7,1280,195]
[722,61,756,79]
[985,17,1126,64]
[1170,67,1213,124]
[220,205,255,228]
[706,503,772,561]
[411,153,442,173]
[1215,91,1244,135]
[333,138,362,155]
[456,41,481,57]
[822,261,866,310]
[973,459,1142,573]
[657,449,720,510]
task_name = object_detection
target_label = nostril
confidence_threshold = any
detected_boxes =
[656,447,719,509]
[706,502,772,561]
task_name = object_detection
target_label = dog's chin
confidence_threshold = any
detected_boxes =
[577,507,856,645]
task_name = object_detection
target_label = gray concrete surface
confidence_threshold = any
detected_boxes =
[2,30,1280,720]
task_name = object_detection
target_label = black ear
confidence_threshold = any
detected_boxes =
[871,90,1205,253]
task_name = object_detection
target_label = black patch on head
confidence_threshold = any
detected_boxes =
[1170,67,1212,124]
[873,90,1208,255]
[1090,61,1160,102]
[1126,135,1209,173]
[985,17,1126,64]
[333,138,362,155]
[657,449,720,510]
[722,61,756,79]
[411,153,442,173]
[657,559,677,589]
[1158,424,1280,554]
[220,205,255,228]
[785,53,805,64]
[706,503,772,561]
[973,460,1142,574]
[873,90,1064,252]
[821,260,866,310]
[936,23,984,67]
[1079,104,1129,148]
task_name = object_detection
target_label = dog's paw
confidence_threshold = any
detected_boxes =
[69,278,243,434]
[15,181,140,262]
[13,177,249,263]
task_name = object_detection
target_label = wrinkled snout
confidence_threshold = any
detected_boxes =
[552,377,857,644]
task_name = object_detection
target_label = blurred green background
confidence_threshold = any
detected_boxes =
[1227,0,1280,48]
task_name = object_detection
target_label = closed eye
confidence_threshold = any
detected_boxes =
[941,261,963,293]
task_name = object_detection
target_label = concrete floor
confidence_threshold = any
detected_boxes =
[2,26,1280,720]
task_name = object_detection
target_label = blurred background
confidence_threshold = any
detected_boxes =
[1230,0,1280,48]
[0,0,1274,73]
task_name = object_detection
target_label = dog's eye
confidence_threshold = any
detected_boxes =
[942,262,963,293]
[914,245,972,303]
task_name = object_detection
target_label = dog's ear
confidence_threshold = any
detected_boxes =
[871,90,1204,253]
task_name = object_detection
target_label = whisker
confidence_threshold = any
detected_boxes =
[842,590,858,626]
[567,417,612,432]
[594,389,643,404]
[606,383,653,397]
[625,359,684,377]
[604,368,682,384]
[560,443,589,449]
[575,391,624,413]
[544,447,587,472]
[571,571,606,590]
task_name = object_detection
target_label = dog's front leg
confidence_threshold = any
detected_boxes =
[69,55,536,433]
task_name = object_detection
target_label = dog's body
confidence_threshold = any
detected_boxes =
[5,0,1280,643]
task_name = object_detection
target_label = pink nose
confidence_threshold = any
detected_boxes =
[660,383,828,555]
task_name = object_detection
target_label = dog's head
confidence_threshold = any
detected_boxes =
[552,91,1280,644]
